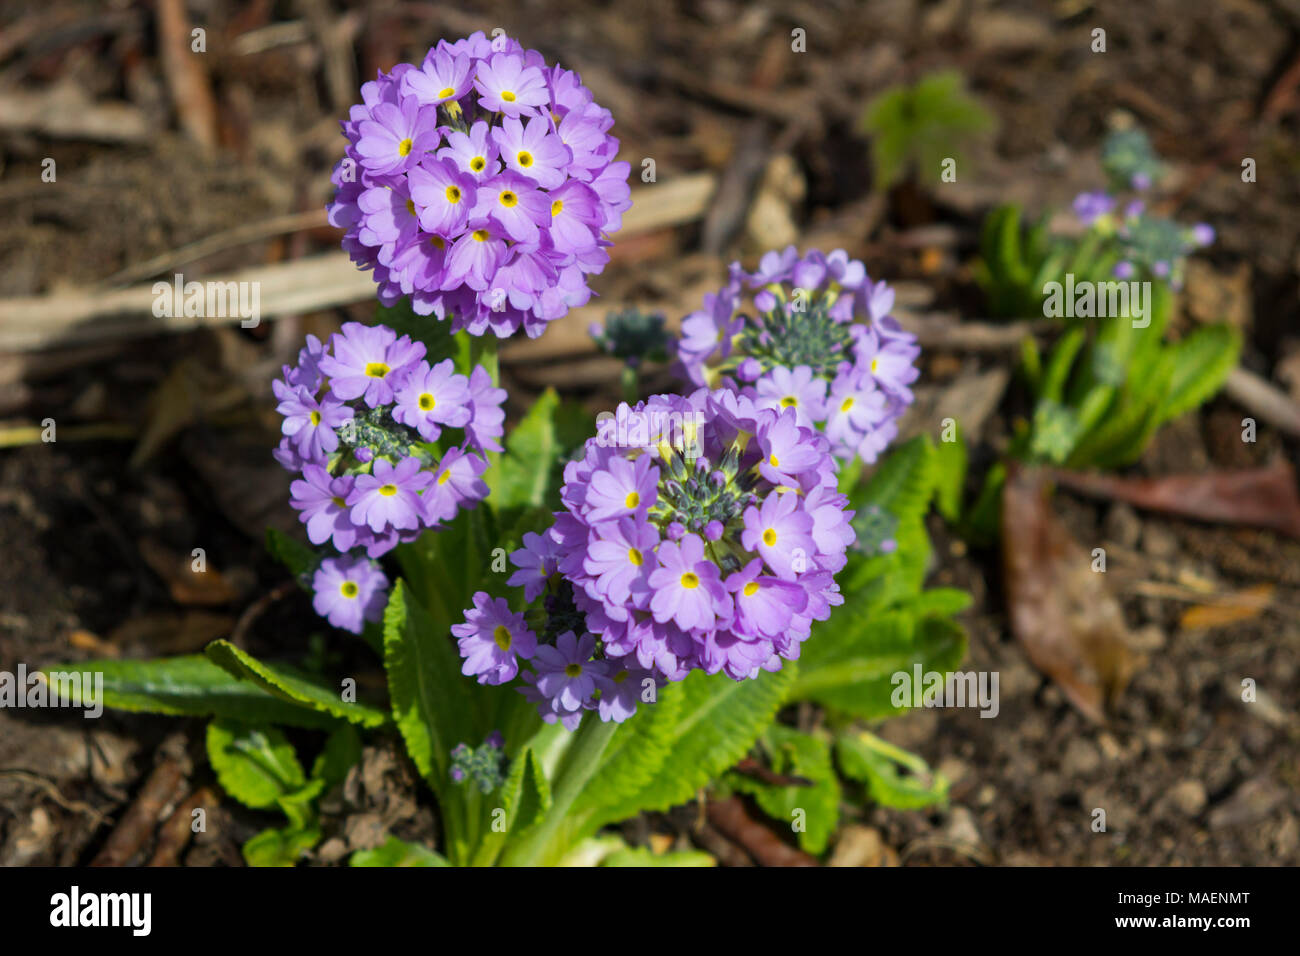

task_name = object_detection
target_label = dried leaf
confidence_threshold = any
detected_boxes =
[1179,584,1274,631]
[1049,460,1300,539]
[1001,464,1142,723]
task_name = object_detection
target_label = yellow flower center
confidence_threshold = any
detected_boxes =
[762,528,777,547]
[613,669,629,683]
[418,393,435,411]
[870,357,880,373]
[743,581,760,597]
[500,90,517,103]
[492,624,512,651]
[841,397,855,413]
[438,470,452,485]
[397,138,413,157]
[680,572,700,589]
[365,362,390,378]
[438,86,456,99]
[628,548,643,567]
[430,235,445,249]
[780,395,798,407]
[516,150,533,167]
[470,156,486,172]
[624,491,640,509]
[340,581,359,598]
[498,190,518,208]
[565,663,583,677]
[309,410,321,426]
[471,228,490,242]
[551,199,564,216]
[331,496,346,508]
[445,185,462,203]
[769,454,779,468]
[405,198,416,216]
[379,484,397,497]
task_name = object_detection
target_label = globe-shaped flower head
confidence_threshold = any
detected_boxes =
[672,247,919,463]
[328,31,632,339]
[456,388,855,729]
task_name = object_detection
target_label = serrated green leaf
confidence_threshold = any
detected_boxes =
[206,719,306,810]
[594,667,795,825]
[41,656,340,729]
[1158,323,1240,423]
[204,640,389,728]
[242,825,320,867]
[601,846,716,867]
[490,387,567,511]
[836,731,949,810]
[851,435,936,526]
[350,836,450,867]
[312,724,362,788]
[933,424,967,522]
[731,725,841,854]
[382,581,478,799]
[791,613,967,720]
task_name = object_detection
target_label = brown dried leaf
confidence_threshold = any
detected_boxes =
[1049,460,1300,540]
[1179,584,1274,631]
[1001,464,1143,723]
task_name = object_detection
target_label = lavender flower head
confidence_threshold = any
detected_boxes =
[277,323,506,630]
[456,387,854,729]
[670,246,918,464]
[327,32,632,339]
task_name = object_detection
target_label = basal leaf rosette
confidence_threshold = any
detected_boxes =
[672,246,920,463]
[273,322,506,632]
[454,388,854,729]
[327,31,632,338]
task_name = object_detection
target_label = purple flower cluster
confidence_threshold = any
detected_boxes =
[454,388,854,729]
[275,322,506,633]
[327,31,631,339]
[1072,192,1215,290]
[671,247,919,464]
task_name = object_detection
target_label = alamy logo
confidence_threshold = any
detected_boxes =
[152,273,261,328]
[0,664,102,718]
[1042,273,1151,328]
[50,886,151,936]
[891,665,1000,718]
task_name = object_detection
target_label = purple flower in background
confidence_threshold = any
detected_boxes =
[741,492,817,579]
[327,35,629,338]
[1072,190,1116,226]
[422,446,488,524]
[671,246,918,461]
[401,48,473,106]
[355,98,439,177]
[320,322,425,408]
[312,555,388,634]
[348,456,432,533]
[290,466,361,551]
[465,365,506,452]
[392,358,472,441]
[532,631,602,713]
[474,53,548,117]
[594,663,649,723]
[452,593,537,685]
[274,383,352,461]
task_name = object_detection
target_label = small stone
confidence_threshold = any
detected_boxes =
[1167,780,1207,817]
[828,825,887,867]
[1061,738,1101,776]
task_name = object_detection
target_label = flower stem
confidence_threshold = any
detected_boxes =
[620,364,639,405]
[498,716,619,866]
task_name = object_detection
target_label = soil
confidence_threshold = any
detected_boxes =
[1,0,1298,865]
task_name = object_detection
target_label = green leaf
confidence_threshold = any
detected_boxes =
[242,825,320,867]
[381,581,476,796]
[731,725,842,855]
[851,435,936,526]
[500,743,552,835]
[205,640,389,728]
[206,719,307,810]
[265,528,318,582]
[311,724,362,788]
[791,613,967,720]
[933,425,967,522]
[903,587,974,618]
[1158,323,1240,423]
[41,655,340,729]
[490,387,565,511]
[601,846,716,867]
[350,836,450,867]
[836,731,949,810]
[591,667,795,825]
